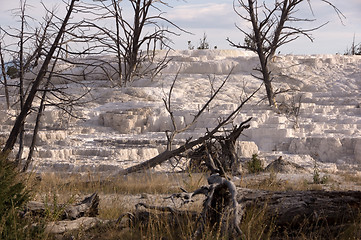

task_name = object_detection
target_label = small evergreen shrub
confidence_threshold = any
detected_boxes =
[6,65,19,79]
[0,152,31,239]
[247,154,264,174]
[312,159,329,184]
[197,33,210,50]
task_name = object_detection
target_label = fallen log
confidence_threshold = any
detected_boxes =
[44,217,106,235]
[237,188,361,229]
[137,177,361,238]
[23,193,99,220]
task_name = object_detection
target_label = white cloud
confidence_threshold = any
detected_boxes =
[165,3,236,29]
[1,0,360,53]
[0,0,65,28]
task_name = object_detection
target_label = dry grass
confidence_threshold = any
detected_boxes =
[236,172,323,191]
[240,203,276,240]
[29,172,206,201]
[339,172,361,186]
[27,171,207,220]
[22,170,361,240]
[234,170,352,192]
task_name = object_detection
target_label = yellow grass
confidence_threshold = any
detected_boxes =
[18,170,361,239]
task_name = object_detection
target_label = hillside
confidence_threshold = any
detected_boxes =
[0,49,360,173]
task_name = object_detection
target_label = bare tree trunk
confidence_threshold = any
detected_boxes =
[122,69,258,175]
[2,0,78,156]
[22,100,43,172]
[122,117,252,175]
[22,38,63,172]
[122,0,143,84]
[0,42,10,109]
[262,63,277,107]
[188,122,250,174]
[247,0,277,108]
[22,80,49,172]
[14,1,28,166]
[112,0,123,86]
[228,0,343,108]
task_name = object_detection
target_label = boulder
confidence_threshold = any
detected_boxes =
[289,137,343,162]
[265,156,308,174]
[236,141,258,158]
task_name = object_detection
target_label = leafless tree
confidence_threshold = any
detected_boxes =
[121,70,259,175]
[1,0,119,169]
[0,41,10,109]
[76,0,184,86]
[2,0,79,158]
[117,72,260,237]
[227,0,344,108]
[22,31,63,172]
[0,0,37,164]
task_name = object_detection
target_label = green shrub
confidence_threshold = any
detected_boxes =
[6,65,19,79]
[312,159,329,184]
[247,154,264,174]
[0,152,32,239]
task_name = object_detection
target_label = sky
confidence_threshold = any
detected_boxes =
[0,0,360,55]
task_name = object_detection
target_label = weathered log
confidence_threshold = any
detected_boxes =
[236,188,361,230]
[140,181,361,238]
[23,193,99,220]
[44,217,105,235]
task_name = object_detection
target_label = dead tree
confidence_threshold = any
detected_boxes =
[22,35,61,172]
[1,0,32,165]
[227,0,344,108]
[1,0,79,156]
[162,69,235,152]
[1,0,53,165]
[120,70,260,175]
[128,154,361,238]
[345,34,361,55]
[0,41,10,109]
[77,0,184,86]
[1,1,97,169]
[188,122,250,174]
[123,150,247,238]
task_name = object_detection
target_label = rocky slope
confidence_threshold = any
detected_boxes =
[0,50,360,173]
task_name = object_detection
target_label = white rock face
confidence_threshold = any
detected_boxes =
[99,108,152,134]
[289,137,360,164]
[289,138,340,162]
[355,139,361,164]
[1,50,360,172]
[236,141,259,158]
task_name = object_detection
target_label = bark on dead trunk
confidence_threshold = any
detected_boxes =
[236,188,361,231]
[136,186,361,238]
[188,124,248,174]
